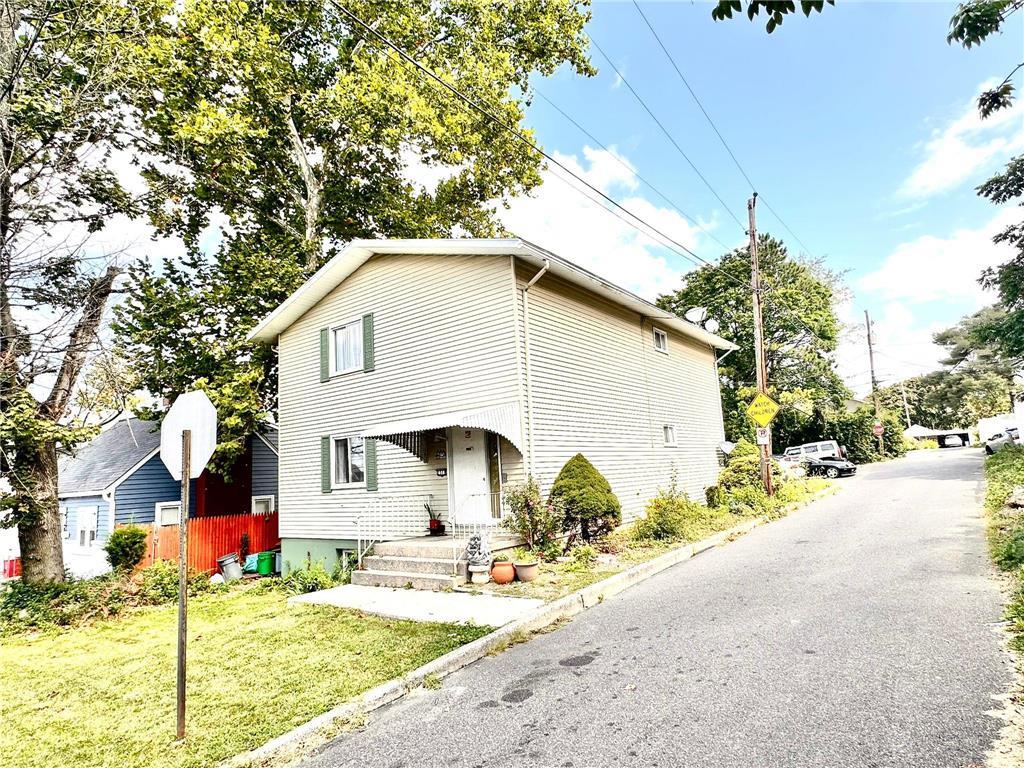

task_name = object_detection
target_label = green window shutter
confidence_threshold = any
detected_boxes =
[321,436,332,493]
[319,328,330,382]
[362,313,375,372]
[365,439,378,492]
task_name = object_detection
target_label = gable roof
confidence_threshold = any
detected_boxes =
[247,238,737,351]
[58,418,161,496]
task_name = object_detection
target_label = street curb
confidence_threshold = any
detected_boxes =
[224,488,834,767]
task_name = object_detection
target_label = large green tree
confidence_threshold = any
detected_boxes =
[657,234,847,442]
[116,0,595,468]
[0,1,160,582]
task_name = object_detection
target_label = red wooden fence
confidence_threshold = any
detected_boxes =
[135,512,279,573]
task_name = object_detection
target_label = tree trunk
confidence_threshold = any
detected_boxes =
[15,440,64,583]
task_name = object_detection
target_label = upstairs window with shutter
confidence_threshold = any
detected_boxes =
[321,314,375,380]
[330,319,363,375]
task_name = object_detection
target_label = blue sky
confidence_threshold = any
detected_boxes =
[497,1,1024,395]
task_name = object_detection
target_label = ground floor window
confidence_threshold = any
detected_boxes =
[251,495,275,514]
[332,436,365,486]
[76,505,98,547]
[156,501,182,527]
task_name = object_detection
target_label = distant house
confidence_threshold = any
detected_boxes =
[58,417,278,578]
[248,238,736,579]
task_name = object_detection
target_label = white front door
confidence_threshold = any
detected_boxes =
[449,428,491,524]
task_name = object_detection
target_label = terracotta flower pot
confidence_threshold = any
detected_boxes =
[514,562,539,582]
[491,561,515,584]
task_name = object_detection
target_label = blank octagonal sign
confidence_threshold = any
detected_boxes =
[160,390,218,481]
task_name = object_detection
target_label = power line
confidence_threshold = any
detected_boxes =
[532,89,735,254]
[630,1,818,259]
[329,1,754,289]
[330,2,830,350]
[586,35,747,232]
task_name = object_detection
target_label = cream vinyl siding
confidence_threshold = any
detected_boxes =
[516,265,725,521]
[277,253,520,540]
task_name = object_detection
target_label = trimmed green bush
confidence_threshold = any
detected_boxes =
[137,560,218,603]
[104,525,148,570]
[550,454,621,543]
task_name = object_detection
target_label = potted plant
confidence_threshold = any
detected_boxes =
[490,554,515,584]
[426,503,445,536]
[512,548,539,583]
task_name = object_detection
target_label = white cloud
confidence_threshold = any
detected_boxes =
[856,207,1018,305]
[901,83,1024,198]
[498,146,718,299]
[839,207,1020,395]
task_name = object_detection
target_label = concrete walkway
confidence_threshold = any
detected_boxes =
[289,583,543,626]
[303,448,1013,768]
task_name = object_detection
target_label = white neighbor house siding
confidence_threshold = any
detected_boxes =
[517,265,726,521]
[277,253,521,541]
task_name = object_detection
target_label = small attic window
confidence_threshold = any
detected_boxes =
[653,327,668,353]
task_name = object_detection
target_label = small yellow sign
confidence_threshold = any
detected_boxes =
[746,392,780,428]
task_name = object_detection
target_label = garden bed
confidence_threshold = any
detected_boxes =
[474,475,832,603]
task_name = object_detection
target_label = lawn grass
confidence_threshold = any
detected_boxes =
[0,589,490,768]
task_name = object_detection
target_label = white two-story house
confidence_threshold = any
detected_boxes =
[248,239,736,577]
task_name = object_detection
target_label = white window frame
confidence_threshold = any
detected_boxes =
[653,327,668,353]
[330,435,367,489]
[329,317,364,376]
[662,425,678,447]
[76,505,98,548]
[251,495,275,514]
[156,501,182,527]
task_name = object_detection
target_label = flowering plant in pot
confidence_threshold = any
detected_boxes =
[490,554,515,584]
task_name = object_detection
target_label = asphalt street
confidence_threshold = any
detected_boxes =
[305,448,1013,768]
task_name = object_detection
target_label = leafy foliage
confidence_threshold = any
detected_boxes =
[711,0,835,33]
[633,481,720,542]
[0,1,163,581]
[501,477,564,559]
[104,526,148,571]
[0,561,220,635]
[658,235,848,446]
[280,559,351,595]
[550,454,622,544]
[117,0,596,471]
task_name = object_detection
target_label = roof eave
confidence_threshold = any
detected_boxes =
[246,238,738,351]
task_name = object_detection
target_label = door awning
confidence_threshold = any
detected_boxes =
[361,402,524,460]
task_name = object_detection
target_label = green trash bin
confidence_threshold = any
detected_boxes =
[256,551,275,576]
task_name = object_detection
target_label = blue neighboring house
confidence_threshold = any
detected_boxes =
[58,417,278,578]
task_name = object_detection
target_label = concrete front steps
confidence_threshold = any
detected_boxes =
[350,535,523,591]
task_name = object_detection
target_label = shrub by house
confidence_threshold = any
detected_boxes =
[550,454,621,543]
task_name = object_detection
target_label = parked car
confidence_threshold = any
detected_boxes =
[804,455,857,479]
[943,434,964,448]
[985,427,1018,454]
[782,440,846,461]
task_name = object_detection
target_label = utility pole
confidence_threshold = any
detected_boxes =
[748,194,773,496]
[899,380,912,429]
[865,310,884,454]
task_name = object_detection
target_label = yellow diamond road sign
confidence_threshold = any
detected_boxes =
[746,392,780,428]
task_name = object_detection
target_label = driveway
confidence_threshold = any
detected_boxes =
[305,448,1012,768]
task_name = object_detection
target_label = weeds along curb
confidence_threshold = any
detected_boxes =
[225,487,836,768]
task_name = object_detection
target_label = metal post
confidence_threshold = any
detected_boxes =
[176,429,190,741]
[748,194,774,496]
